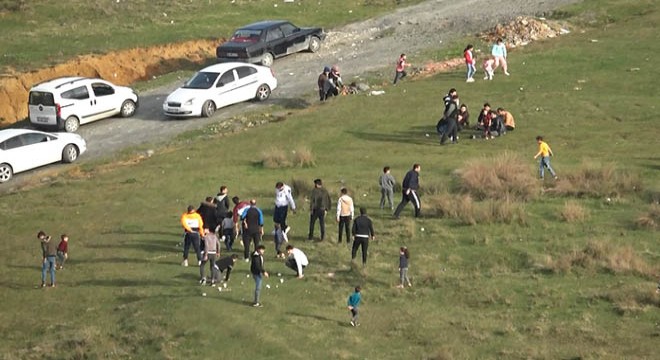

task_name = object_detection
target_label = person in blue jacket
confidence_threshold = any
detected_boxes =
[347,286,362,327]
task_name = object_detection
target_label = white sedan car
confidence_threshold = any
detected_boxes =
[0,129,87,183]
[163,62,277,118]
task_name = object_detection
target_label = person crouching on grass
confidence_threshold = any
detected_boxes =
[347,286,362,327]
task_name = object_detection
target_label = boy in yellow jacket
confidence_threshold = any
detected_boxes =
[534,136,557,180]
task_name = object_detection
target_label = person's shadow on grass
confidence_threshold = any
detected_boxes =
[286,311,347,326]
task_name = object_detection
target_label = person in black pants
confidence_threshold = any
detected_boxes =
[351,207,374,266]
[308,179,331,241]
[393,164,421,218]
[241,199,264,261]
[440,94,459,145]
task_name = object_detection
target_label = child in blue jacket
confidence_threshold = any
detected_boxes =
[347,286,362,327]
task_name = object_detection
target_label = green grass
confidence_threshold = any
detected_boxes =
[0,0,425,72]
[1,0,660,358]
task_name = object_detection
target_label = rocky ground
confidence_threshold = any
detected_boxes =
[0,0,580,191]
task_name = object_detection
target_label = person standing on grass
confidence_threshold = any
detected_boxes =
[379,166,396,210]
[393,164,421,218]
[215,254,239,282]
[398,247,412,288]
[220,211,235,251]
[198,196,218,235]
[56,234,69,270]
[534,136,558,180]
[393,53,410,85]
[318,66,331,101]
[336,188,354,244]
[214,186,230,226]
[39,231,57,287]
[482,57,495,80]
[181,205,204,267]
[308,178,331,241]
[285,245,309,278]
[200,229,220,286]
[241,199,264,262]
[250,245,269,307]
[232,196,250,242]
[274,181,296,234]
[347,286,362,327]
[440,94,460,145]
[491,38,509,76]
[464,44,476,82]
[351,207,375,266]
[272,223,288,259]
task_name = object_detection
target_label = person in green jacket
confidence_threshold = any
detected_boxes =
[308,178,331,241]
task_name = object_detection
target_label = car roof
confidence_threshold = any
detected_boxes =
[30,77,111,92]
[0,129,51,142]
[197,62,261,73]
[238,20,289,30]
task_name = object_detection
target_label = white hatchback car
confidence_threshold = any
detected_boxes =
[163,62,277,118]
[28,77,139,133]
[0,129,87,183]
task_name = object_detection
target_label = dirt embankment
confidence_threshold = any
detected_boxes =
[0,38,222,125]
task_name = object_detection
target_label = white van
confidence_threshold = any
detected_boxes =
[28,77,139,132]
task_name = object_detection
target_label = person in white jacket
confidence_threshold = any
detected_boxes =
[285,245,309,278]
[336,188,354,244]
[274,182,296,234]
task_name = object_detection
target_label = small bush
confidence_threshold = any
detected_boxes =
[455,151,539,201]
[292,146,316,168]
[551,162,643,197]
[424,194,526,225]
[260,148,291,168]
[560,200,589,223]
[290,177,313,199]
[485,199,528,225]
[635,204,659,231]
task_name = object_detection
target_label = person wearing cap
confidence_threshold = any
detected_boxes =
[318,66,331,101]
[181,205,205,267]
[308,178,331,241]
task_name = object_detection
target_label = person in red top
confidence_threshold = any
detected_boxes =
[463,44,476,82]
[393,53,410,85]
[56,234,69,270]
[232,196,251,242]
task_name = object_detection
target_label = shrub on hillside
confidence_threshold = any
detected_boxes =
[260,148,291,168]
[455,151,539,201]
[551,162,642,198]
[292,146,316,168]
[425,193,526,225]
[635,204,659,231]
[560,200,589,223]
[260,146,316,169]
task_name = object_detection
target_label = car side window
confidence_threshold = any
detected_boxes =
[61,86,90,100]
[91,83,115,97]
[280,23,297,37]
[236,66,257,79]
[0,136,23,150]
[217,71,236,87]
[266,27,284,42]
[21,133,50,146]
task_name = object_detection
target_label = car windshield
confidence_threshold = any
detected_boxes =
[230,29,262,42]
[183,72,220,89]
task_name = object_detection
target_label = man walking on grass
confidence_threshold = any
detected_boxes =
[336,187,354,244]
[181,205,204,267]
[308,179,331,241]
[351,207,375,266]
[274,181,296,234]
[251,245,269,307]
[534,135,558,180]
[393,164,421,218]
[241,199,264,262]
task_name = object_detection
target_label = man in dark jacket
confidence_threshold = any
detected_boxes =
[440,94,459,145]
[351,207,375,266]
[241,199,264,261]
[393,164,421,218]
[250,245,269,307]
[214,185,230,227]
[308,178,331,241]
[198,196,218,234]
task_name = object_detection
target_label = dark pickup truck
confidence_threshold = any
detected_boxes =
[216,20,326,67]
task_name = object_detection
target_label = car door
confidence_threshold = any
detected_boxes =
[213,69,239,109]
[88,82,119,123]
[0,133,59,173]
[234,66,260,101]
[60,85,94,123]
[266,26,287,57]
[279,22,305,54]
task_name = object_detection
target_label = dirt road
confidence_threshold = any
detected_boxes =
[1,0,579,191]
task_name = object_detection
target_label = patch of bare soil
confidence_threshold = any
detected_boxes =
[0,38,222,125]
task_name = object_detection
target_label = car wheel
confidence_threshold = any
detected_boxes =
[308,36,321,53]
[255,84,271,101]
[120,99,137,117]
[201,100,216,118]
[62,144,79,163]
[64,116,80,133]
[0,163,13,183]
[260,53,274,67]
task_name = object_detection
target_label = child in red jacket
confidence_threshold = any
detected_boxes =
[56,234,69,270]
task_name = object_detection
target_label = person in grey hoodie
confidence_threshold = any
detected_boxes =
[379,166,396,210]
[200,229,220,286]
[38,231,58,287]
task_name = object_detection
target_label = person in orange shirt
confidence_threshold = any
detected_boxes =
[181,205,204,267]
[497,107,515,131]
[534,136,557,180]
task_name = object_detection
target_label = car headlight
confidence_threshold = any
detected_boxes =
[184,98,195,106]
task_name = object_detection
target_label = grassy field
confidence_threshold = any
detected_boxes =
[0,0,424,72]
[1,0,660,359]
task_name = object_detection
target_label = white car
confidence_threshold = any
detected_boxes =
[28,77,139,133]
[163,62,277,118]
[0,129,87,183]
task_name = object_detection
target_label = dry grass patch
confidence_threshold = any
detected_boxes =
[260,146,316,169]
[551,162,642,197]
[292,146,316,168]
[455,151,539,201]
[560,200,589,223]
[539,240,656,278]
[596,285,660,316]
[635,204,660,231]
[425,194,526,225]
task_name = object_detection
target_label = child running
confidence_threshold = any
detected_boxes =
[397,247,412,288]
[347,286,362,327]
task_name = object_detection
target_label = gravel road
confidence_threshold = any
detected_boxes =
[1,0,580,192]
